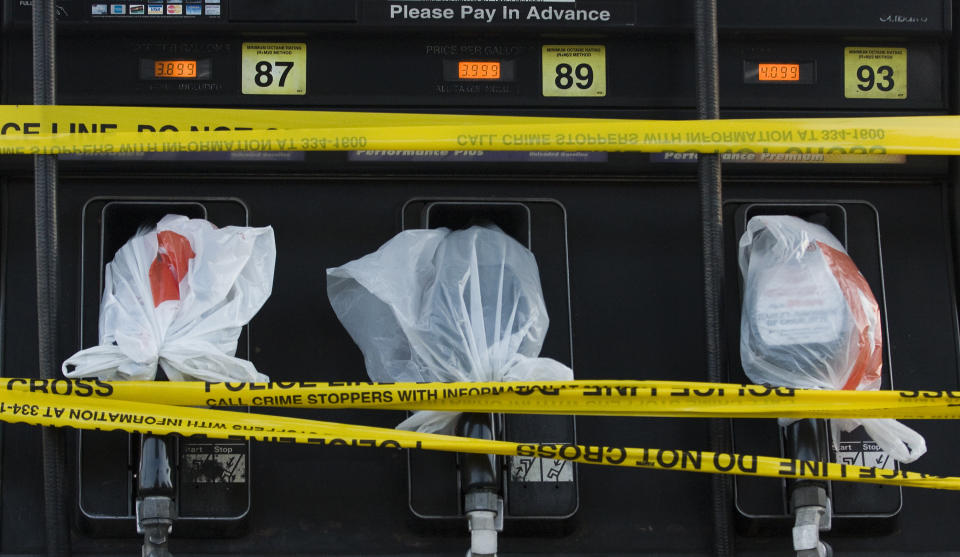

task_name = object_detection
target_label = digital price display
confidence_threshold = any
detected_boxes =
[743,61,815,84]
[758,63,799,81]
[442,59,516,83]
[458,61,501,80]
[154,60,197,78]
[139,58,212,81]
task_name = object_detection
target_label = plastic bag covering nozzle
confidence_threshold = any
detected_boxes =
[739,214,925,463]
[327,225,573,435]
[63,214,276,383]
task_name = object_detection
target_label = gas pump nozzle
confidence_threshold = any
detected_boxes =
[136,435,176,557]
[457,413,503,557]
[785,419,832,557]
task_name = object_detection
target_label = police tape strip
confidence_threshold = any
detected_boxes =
[8,378,960,420]
[0,105,958,155]
[2,385,958,490]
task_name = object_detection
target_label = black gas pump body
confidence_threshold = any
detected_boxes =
[0,1,957,555]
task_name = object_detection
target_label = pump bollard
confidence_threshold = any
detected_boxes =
[137,435,176,557]
[457,413,503,557]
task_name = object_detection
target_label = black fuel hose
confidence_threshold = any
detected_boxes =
[694,0,734,556]
[32,1,70,555]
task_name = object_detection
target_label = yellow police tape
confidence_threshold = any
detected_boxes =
[0,383,956,490]
[0,105,958,155]
[11,378,960,420]
[1,378,959,490]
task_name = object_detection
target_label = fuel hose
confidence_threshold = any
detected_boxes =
[31,2,70,555]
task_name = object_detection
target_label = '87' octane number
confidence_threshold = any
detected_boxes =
[242,43,306,95]
[254,61,294,87]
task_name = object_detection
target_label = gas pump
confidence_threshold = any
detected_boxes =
[0,1,957,556]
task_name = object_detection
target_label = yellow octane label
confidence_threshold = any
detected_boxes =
[844,47,907,100]
[1,384,959,491]
[241,43,307,95]
[542,45,606,97]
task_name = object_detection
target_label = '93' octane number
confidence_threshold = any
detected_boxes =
[242,42,307,95]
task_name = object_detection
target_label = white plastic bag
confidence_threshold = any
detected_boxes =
[63,214,276,383]
[739,215,925,463]
[327,225,573,435]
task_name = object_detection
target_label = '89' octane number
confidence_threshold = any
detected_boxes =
[542,45,606,97]
[242,43,307,95]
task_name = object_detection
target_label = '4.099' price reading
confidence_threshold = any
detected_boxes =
[758,63,799,81]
